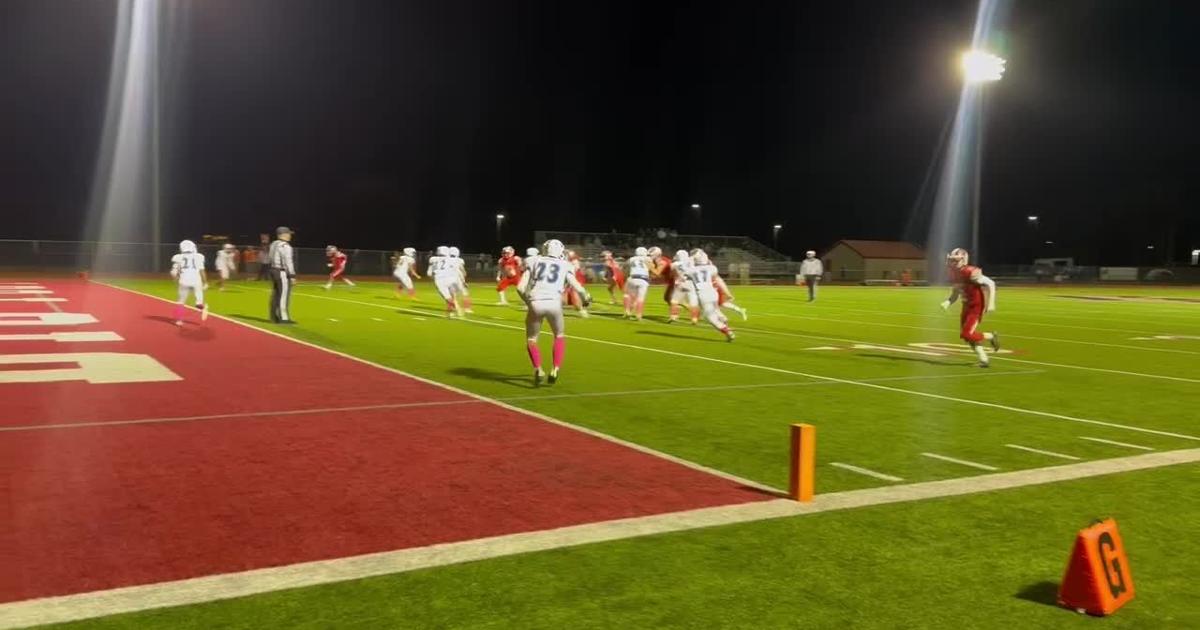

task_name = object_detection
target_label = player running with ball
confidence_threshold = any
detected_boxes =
[518,239,592,386]
[495,246,522,305]
[941,247,1001,367]
[392,247,420,299]
[169,239,209,326]
[686,249,735,341]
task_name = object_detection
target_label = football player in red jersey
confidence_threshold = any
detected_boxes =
[323,245,356,290]
[601,250,626,304]
[495,246,523,305]
[941,248,1000,367]
[647,246,675,308]
[562,249,590,318]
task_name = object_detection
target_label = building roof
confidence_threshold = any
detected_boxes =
[828,240,925,260]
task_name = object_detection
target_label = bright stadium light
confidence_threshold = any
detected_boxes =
[772,224,782,248]
[1027,215,1038,222]
[495,213,505,220]
[961,50,1006,84]
[691,203,701,209]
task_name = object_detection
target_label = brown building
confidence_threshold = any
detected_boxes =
[822,240,926,283]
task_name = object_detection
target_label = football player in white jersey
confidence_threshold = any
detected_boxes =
[668,249,699,324]
[518,239,592,385]
[214,243,237,291]
[169,239,209,326]
[447,246,474,313]
[393,247,421,299]
[687,249,735,341]
[428,246,464,317]
[623,246,652,320]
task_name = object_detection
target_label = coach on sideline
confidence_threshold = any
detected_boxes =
[268,226,297,324]
[800,249,823,302]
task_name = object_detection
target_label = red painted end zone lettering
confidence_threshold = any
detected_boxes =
[0,281,769,603]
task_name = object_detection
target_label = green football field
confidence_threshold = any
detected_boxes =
[48,278,1200,629]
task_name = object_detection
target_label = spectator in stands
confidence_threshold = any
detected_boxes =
[800,250,823,302]
[243,246,259,278]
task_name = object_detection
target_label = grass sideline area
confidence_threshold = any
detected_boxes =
[38,279,1200,627]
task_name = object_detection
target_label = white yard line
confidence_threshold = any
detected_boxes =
[921,452,999,471]
[6,447,1198,629]
[829,462,904,482]
[274,289,1200,441]
[94,282,778,495]
[1004,444,1081,461]
[1079,436,1155,451]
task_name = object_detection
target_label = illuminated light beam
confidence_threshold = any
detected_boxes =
[925,0,1011,280]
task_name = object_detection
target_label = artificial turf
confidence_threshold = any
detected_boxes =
[36,278,1200,628]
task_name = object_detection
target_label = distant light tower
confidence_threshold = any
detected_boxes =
[495,213,505,244]
[961,49,1006,258]
[690,203,702,232]
[772,224,783,249]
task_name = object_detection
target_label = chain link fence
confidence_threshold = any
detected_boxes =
[2,240,1198,285]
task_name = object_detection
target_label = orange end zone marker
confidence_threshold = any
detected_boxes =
[1057,518,1135,616]
[789,423,815,502]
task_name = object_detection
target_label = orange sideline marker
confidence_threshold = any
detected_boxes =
[788,423,815,502]
[1057,518,1135,616]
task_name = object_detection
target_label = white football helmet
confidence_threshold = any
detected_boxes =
[525,247,539,257]
[403,247,416,257]
[501,246,515,256]
[647,246,662,258]
[947,248,970,268]
[542,239,565,259]
[326,245,337,255]
[674,249,690,264]
[179,240,197,253]
[805,250,816,259]
[691,249,709,265]
[436,246,450,257]
[223,243,235,251]
[448,246,460,258]
[635,246,648,257]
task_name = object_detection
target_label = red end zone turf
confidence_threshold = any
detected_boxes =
[0,281,770,604]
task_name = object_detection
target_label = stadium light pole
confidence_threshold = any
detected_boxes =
[495,213,505,245]
[961,50,1005,258]
[772,224,783,249]
[690,203,702,232]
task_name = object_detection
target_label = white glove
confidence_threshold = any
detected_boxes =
[940,300,951,311]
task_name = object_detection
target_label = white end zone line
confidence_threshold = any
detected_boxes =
[93,282,780,495]
[266,288,1200,443]
[5,447,1199,629]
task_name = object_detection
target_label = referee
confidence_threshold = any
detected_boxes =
[268,226,297,324]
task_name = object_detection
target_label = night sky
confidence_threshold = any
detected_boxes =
[1,0,1197,264]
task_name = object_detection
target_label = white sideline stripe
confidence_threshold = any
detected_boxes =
[829,462,904,482]
[1004,444,1081,461]
[756,311,1200,356]
[5,448,1198,629]
[94,283,778,495]
[921,452,1000,471]
[1,371,1044,433]
[0,297,65,302]
[279,289,1200,442]
[1080,436,1155,451]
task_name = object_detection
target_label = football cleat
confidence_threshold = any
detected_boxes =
[548,367,559,384]
[978,360,990,368]
[200,305,209,322]
[989,332,1001,352]
[726,331,736,342]
[534,368,545,386]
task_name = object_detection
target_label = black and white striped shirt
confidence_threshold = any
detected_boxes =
[268,240,295,277]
